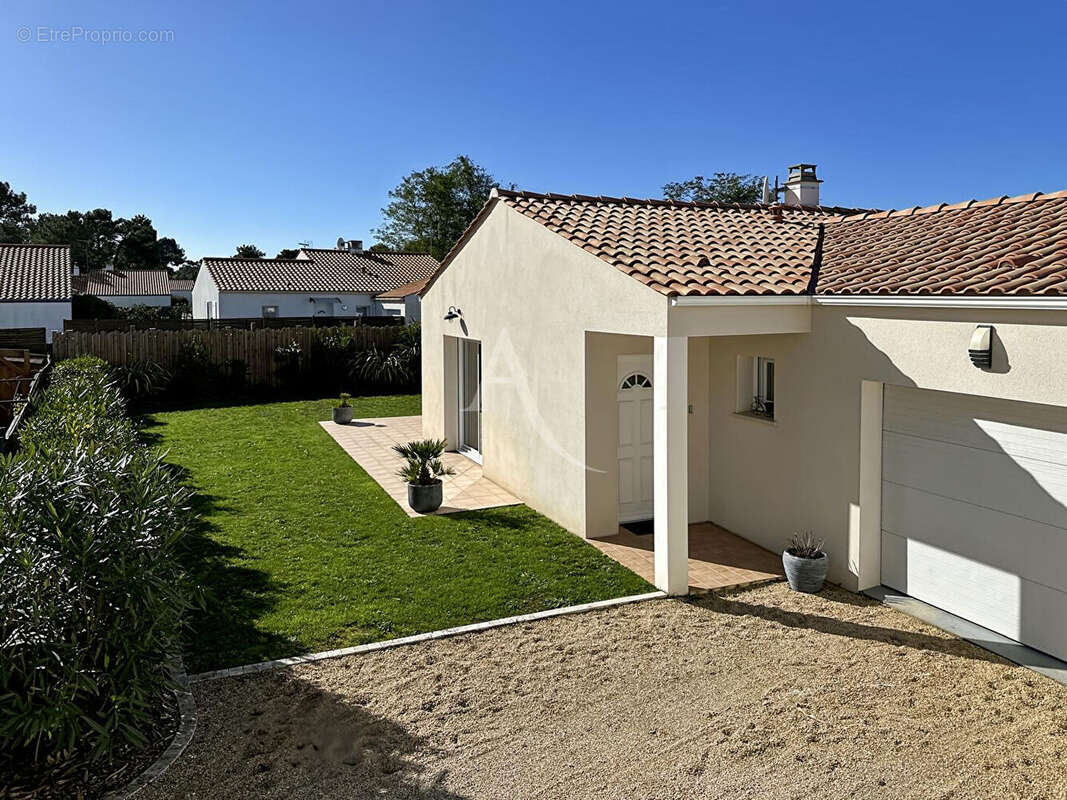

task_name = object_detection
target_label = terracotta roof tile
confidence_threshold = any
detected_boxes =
[819,192,1067,295]
[203,250,438,294]
[423,186,1067,299]
[73,269,171,297]
[376,277,429,300]
[497,189,858,296]
[0,243,72,302]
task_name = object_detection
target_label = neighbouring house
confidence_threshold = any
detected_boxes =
[421,164,1067,664]
[0,243,72,343]
[376,277,428,322]
[73,269,173,308]
[192,239,437,320]
[168,277,195,304]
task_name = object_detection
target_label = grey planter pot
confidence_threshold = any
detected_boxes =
[407,481,443,514]
[782,550,829,593]
[332,406,354,424]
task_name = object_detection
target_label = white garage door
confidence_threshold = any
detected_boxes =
[881,386,1067,663]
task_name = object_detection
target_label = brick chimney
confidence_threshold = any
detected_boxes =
[783,164,822,207]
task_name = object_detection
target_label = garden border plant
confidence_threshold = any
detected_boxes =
[0,356,196,795]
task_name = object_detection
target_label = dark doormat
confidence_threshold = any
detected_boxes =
[622,519,654,536]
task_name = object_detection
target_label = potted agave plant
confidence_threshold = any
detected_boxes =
[782,531,829,593]
[332,393,354,424]
[393,439,455,513]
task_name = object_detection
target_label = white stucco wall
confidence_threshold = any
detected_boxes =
[0,301,71,343]
[422,202,668,536]
[101,294,171,309]
[192,268,219,319]
[378,295,421,322]
[702,304,1067,591]
[216,292,381,319]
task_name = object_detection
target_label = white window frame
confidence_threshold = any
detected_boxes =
[261,305,278,318]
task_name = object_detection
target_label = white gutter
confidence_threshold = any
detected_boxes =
[671,296,812,307]
[672,294,1067,310]
[813,295,1067,310]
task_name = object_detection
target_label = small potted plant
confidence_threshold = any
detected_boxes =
[782,531,829,593]
[393,439,455,513]
[332,393,354,424]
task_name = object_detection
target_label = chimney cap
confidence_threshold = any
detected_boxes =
[785,164,822,185]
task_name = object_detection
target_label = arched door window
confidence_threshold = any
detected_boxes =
[619,372,652,390]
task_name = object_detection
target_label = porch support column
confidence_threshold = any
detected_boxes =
[653,335,688,595]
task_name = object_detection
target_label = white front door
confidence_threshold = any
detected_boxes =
[617,355,654,523]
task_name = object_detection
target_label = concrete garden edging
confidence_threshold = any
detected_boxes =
[105,673,198,800]
[191,590,668,684]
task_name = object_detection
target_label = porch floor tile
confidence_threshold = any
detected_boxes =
[590,522,785,591]
[320,415,521,517]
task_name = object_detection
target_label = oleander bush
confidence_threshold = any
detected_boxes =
[0,356,194,764]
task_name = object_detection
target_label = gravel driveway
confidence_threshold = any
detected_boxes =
[142,583,1067,800]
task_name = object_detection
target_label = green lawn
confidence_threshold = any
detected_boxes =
[147,396,651,672]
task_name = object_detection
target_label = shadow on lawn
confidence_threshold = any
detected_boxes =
[176,476,300,673]
[694,587,1005,666]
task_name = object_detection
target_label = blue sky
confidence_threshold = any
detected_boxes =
[3,0,1066,261]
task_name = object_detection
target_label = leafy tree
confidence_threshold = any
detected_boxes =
[157,237,186,267]
[114,214,159,270]
[170,262,200,280]
[662,172,762,204]
[275,248,299,260]
[71,294,123,319]
[234,244,265,259]
[0,181,36,242]
[32,209,119,271]
[374,155,500,260]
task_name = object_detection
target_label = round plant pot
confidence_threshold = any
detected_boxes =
[407,480,443,514]
[782,550,829,593]
[332,406,354,424]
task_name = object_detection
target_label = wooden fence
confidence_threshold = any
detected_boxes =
[52,325,407,387]
[0,327,47,354]
[63,315,403,333]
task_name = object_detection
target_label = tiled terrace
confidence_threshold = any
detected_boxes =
[590,522,785,592]
[319,415,520,517]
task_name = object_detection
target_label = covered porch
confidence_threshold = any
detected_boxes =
[585,298,812,595]
[591,521,783,591]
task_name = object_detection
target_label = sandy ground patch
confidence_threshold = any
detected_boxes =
[141,583,1067,799]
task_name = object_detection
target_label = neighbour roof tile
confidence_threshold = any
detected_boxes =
[202,250,438,294]
[376,277,429,300]
[167,279,195,291]
[0,243,72,302]
[73,269,173,297]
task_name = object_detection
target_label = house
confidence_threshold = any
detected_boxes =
[73,269,173,308]
[420,164,1067,664]
[0,243,72,343]
[376,277,427,322]
[192,240,437,320]
[168,277,195,304]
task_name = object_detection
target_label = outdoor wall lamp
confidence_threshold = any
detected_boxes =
[968,324,993,368]
[443,306,462,321]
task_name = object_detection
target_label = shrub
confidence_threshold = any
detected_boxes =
[112,360,173,401]
[0,357,194,764]
[351,324,421,391]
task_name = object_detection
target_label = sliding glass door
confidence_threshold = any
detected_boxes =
[458,339,481,461]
